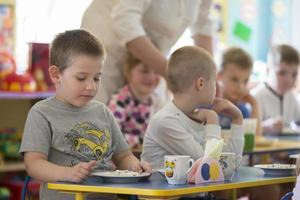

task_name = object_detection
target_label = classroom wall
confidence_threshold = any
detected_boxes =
[0,99,32,134]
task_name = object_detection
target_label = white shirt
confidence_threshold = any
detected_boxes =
[293,175,300,200]
[141,101,244,170]
[81,0,212,102]
[252,83,300,127]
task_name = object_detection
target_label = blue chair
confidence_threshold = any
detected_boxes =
[280,192,293,200]
[21,176,31,200]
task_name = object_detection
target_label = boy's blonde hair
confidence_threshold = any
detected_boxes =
[123,53,141,83]
[220,47,253,71]
[50,29,105,72]
[267,44,300,68]
[167,46,216,93]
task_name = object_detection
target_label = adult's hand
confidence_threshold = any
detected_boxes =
[126,36,167,77]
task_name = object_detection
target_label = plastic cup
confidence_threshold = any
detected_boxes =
[243,118,257,152]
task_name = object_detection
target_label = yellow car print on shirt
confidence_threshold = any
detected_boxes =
[72,129,110,160]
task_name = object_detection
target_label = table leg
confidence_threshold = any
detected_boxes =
[229,189,237,200]
[248,154,253,166]
[75,192,84,200]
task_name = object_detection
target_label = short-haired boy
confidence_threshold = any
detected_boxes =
[218,47,261,134]
[19,29,151,200]
[141,46,244,170]
[252,44,300,134]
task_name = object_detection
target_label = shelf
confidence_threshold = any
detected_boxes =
[0,91,54,99]
[0,162,25,173]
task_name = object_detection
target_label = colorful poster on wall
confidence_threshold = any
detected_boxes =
[0,1,15,55]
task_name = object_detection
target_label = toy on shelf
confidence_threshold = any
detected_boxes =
[1,71,36,92]
[0,51,37,93]
[0,128,21,160]
[0,51,15,79]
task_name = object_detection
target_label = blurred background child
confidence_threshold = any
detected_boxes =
[108,53,163,148]
[218,47,261,135]
[252,44,300,134]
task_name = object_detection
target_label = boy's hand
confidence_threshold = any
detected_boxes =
[189,109,219,125]
[241,92,257,106]
[66,160,97,183]
[131,161,152,173]
[263,117,283,134]
[212,98,243,125]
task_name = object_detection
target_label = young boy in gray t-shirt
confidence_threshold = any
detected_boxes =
[19,30,151,200]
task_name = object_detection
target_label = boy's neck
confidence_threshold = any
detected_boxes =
[266,82,285,96]
[173,93,198,115]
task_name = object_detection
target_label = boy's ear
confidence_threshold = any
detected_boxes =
[195,77,205,90]
[49,65,61,84]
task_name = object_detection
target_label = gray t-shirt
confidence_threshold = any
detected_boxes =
[20,97,129,200]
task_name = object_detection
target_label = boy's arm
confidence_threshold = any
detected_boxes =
[211,98,244,156]
[262,117,284,134]
[212,98,243,125]
[242,93,262,135]
[24,152,96,183]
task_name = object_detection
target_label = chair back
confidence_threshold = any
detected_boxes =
[21,176,31,200]
[280,192,293,200]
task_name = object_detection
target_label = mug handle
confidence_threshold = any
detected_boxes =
[235,155,243,170]
[186,159,195,174]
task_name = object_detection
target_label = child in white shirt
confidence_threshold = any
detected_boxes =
[141,46,244,170]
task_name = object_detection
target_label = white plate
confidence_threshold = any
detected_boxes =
[91,170,151,183]
[254,164,295,177]
[289,154,300,159]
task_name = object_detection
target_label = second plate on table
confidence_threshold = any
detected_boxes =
[90,170,151,183]
[254,164,296,177]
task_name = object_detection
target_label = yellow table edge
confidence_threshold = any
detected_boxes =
[48,176,296,197]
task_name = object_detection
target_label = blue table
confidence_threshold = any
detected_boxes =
[48,167,296,200]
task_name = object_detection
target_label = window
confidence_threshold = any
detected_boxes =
[15,0,92,72]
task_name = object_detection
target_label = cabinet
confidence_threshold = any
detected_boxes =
[0,91,53,169]
[0,91,51,200]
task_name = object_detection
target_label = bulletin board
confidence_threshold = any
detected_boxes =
[0,0,15,55]
[212,0,228,44]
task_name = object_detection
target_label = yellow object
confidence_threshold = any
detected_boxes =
[209,162,220,180]
[48,170,295,200]
[204,138,224,160]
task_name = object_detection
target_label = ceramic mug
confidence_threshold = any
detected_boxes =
[218,152,242,180]
[164,155,194,184]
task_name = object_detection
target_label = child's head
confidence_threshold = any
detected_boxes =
[167,46,216,105]
[267,44,300,95]
[49,29,105,107]
[123,53,160,99]
[218,47,253,103]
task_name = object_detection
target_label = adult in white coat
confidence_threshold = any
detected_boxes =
[81,0,213,103]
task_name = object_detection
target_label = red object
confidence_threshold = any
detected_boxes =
[1,72,36,92]
[0,180,39,200]
[28,43,53,91]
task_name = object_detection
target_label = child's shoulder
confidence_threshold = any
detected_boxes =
[150,101,181,123]
[30,97,54,111]
[251,83,268,97]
